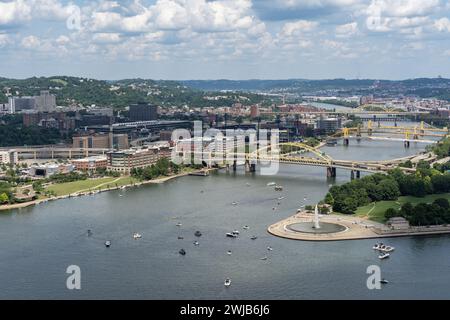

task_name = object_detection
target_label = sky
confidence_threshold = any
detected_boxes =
[0,0,450,80]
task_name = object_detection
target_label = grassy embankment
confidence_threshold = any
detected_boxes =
[354,193,450,223]
[46,176,138,196]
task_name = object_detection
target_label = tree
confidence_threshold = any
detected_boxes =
[385,208,398,220]
[433,198,450,209]
[324,192,334,206]
[0,193,9,204]
[376,179,400,200]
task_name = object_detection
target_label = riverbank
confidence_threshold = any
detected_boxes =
[0,168,216,212]
[268,211,450,241]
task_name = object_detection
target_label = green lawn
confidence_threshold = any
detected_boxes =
[47,176,138,196]
[355,193,450,223]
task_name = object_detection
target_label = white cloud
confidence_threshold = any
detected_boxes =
[335,22,358,37]
[279,20,319,37]
[0,0,32,26]
[21,35,41,48]
[435,17,450,32]
[0,34,11,47]
[92,33,122,43]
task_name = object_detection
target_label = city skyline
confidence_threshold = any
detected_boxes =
[1,0,450,80]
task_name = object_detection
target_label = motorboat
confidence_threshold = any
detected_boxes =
[373,243,382,250]
[274,185,283,191]
[179,249,186,255]
[232,230,240,235]
[243,226,250,230]
[87,229,92,237]
[133,233,142,239]
[177,236,184,240]
[193,241,200,246]
[195,231,202,237]
[380,279,389,284]
[224,278,231,287]
[250,236,258,240]
[267,246,273,251]
[260,256,268,261]
[379,252,390,259]
[232,202,238,206]
[227,250,232,255]
[246,183,251,186]
[176,223,182,227]
[105,240,111,248]
[267,182,276,186]
[226,232,238,238]
[278,197,285,200]
[381,245,395,253]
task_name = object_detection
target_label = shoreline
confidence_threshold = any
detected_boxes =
[268,211,450,241]
[0,168,215,212]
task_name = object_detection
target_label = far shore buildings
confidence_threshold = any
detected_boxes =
[71,156,108,172]
[0,150,18,165]
[107,146,171,174]
[72,132,129,150]
[386,217,410,230]
[129,102,158,121]
[9,90,56,113]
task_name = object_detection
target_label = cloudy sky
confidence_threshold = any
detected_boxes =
[0,0,450,80]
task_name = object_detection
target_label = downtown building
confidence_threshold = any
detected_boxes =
[129,102,158,121]
[9,91,56,113]
[106,146,171,174]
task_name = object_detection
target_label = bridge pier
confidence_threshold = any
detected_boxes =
[233,160,237,171]
[327,167,336,178]
[343,138,349,146]
[404,140,410,148]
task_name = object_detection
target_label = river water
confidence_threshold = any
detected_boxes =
[1,136,449,299]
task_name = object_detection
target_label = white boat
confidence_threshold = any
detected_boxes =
[267,182,276,186]
[380,279,389,284]
[267,246,273,251]
[243,226,250,230]
[278,197,285,200]
[193,241,200,246]
[176,223,182,227]
[232,230,240,235]
[226,232,238,238]
[260,256,268,261]
[232,202,238,206]
[227,250,232,255]
[105,240,111,247]
[381,246,395,253]
[224,278,231,287]
[274,185,283,191]
[379,252,390,259]
[133,233,142,239]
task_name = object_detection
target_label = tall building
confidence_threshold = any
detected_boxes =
[35,91,56,112]
[129,102,158,121]
[316,117,342,133]
[72,132,129,150]
[0,150,18,165]
[8,91,56,113]
[107,146,171,173]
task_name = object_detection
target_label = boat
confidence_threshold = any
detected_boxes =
[373,243,382,250]
[380,279,389,284]
[226,232,238,238]
[260,256,268,261]
[224,278,231,287]
[133,233,142,239]
[176,223,182,227]
[379,252,390,259]
[193,241,199,246]
[267,246,273,251]
[194,231,202,237]
[227,250,232,255]
[177,236,184,240]
[250,236,258,240]
[278,197,285,200]
[274,185,283,191]
[232,230,240,235]
[267,182,276,186]
[246,183,251,186]
[105,240,111,247]
[87,229,92,236]
[381,245,395,253]
[179,249,186,255]
[243,225,249,230]
[232,202,238,206]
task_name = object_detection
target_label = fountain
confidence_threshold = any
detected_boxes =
[313,205,320,229]
[286,204,346,234]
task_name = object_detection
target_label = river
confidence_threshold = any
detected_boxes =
[0,137,449,299]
